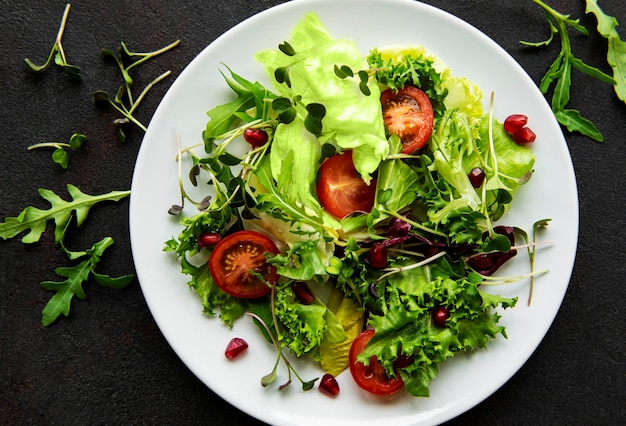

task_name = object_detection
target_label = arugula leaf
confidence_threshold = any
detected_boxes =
[40,237,134,326]
[585,0,626,102]
[0,185,130,244]
[525,0,616,142]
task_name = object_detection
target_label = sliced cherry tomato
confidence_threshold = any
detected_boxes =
[348,329,404,395]
[209,230,279,298]
[381,85,434,154]
[316,151,377,218]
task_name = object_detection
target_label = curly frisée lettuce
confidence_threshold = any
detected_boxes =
[164,12,543,398]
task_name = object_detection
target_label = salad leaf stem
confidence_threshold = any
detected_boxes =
[475,269,550,286]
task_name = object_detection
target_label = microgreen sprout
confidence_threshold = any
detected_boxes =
[27,133,86,169]
[514,218,552,305]
[246,312,318,391]
[23,3,80,79]
[333,64,372,96]
[94,39,180,140]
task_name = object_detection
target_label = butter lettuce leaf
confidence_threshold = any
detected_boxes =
[256,12,388,183]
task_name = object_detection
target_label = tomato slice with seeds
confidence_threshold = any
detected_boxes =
[208,230,279,299]
[316,150,377,219]
[348,329,404,395]
[381,85,434,154]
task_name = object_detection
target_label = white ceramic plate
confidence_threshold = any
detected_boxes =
[129,0,578,424]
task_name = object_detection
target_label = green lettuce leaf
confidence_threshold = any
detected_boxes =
[256,12,388,183]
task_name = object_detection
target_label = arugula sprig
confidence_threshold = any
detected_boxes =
[585,0,626,102]
[524,0,616,142]
[94,39,180,140]
[41,237,134,326]
[23,3,80,79]
[0,184,130,244]
[27,133,86,169]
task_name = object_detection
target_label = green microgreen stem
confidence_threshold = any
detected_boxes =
[28,142,69,150]
[245,311,317,391]
[23,3,80,78]
[127,70,171,115]
[475,268,550,285]
[376,251,446,283]
[124,40,181,72]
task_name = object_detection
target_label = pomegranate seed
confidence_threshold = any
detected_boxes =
[197,232,221,248]
[224,337,248,359]
[243,128,268,147]
[319,373,340,397]
[291,282,315,305]
[369,242,388,269]
[513,127,536,145]
[431,306,450,328]
[468,167,485,188]
[503,114,528,134]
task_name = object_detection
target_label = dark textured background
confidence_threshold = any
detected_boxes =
[1,0,624,424]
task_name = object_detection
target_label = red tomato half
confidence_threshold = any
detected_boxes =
[348,329,404,395]
[209,230,279,298]
[316,151,377,219]
[381,85,434,154]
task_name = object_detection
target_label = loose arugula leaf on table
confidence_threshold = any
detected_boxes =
[27,133,86,169]
[585,0,626,102]
[524,0,616,142]
[0,184,130,244]
[23,3,80,79]
[40,237,134,326]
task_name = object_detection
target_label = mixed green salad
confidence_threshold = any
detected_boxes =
[164,13,542,398]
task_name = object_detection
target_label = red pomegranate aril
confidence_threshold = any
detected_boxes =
[243,128,268,147]
[513,127,536,145]
[369,242,388,269]
[291,282,315,305]
[468,167,485,188]
[197,232,221,248]
[503,114,528,134]
[225,337,248,359]
[319,373,340,397]
[432,306,450,328]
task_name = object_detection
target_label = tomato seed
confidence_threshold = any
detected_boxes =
[503,114,528,134]
[243,128,269,147]
[468,167,485,188]
[224,337,248,359]
[513,127,536,145]
[291,281,315,305]
[431,306,450,328]
[319,373,340,397]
